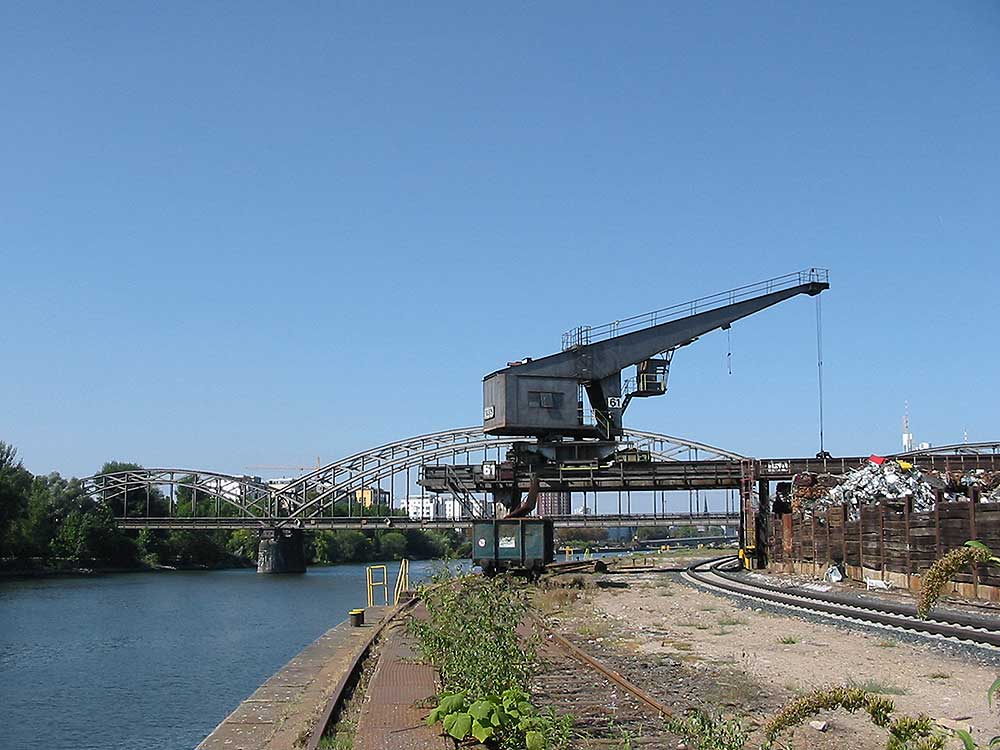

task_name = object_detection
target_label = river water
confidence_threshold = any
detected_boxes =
[0,560,446,750]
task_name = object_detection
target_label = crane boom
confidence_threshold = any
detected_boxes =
[483,269,829,441]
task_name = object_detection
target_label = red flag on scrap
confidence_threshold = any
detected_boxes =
[868,455,886,465]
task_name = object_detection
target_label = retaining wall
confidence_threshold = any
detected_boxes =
[768,495,1000,602]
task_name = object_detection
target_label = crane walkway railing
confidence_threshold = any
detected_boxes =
[562,268,829,349]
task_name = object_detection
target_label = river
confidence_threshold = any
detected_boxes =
[0,559,448,750]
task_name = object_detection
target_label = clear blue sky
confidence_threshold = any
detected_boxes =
[3,2,998,479]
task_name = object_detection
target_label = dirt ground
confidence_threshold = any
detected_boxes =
[537,557,1000,749]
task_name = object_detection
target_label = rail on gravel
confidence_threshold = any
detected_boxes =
[684,557,1000,650]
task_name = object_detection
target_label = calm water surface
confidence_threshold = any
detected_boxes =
[0,560,445,750]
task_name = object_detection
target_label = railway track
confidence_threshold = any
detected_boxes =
[530,555,1000,745]
[684,557,1000,650]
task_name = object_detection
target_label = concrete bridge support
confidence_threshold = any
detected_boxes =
[257,529,306,574]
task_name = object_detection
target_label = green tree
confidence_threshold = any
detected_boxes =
[8,473,88,558]
[0,441,33,551]
[378,531,408,560]
[50,503,137,566]
[226,529,258,561]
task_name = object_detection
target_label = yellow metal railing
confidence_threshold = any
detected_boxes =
[366,564,388,607]
[392,559,410,605]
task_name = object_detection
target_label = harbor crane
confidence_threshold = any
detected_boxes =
[483,268,829,474]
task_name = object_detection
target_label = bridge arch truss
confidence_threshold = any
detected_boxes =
[83,427,744,526]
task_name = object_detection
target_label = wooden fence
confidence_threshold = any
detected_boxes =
[769,488,1000,602]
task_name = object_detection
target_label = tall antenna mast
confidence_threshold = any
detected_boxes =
[902,401,914,452]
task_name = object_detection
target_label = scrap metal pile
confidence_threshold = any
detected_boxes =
[790,457,1000,519]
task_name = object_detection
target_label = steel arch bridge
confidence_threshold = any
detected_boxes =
[82,427,746,531]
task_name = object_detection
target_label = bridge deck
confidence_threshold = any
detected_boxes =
[118,512,736,531]
[421,452,1000,493]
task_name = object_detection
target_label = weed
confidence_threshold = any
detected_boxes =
[917,542,996,618]
[410,575,575,749]
[847,678,908,696]
[664,710,750,750]
[578,619,612,640]
[717,616,746,627]
[409,574,535,699]
[876,639,898,648]
[534,586,578,614]
[763,685,943,750]
[927,672,951,680]
[777,635,799,645]
[317,719,354,750]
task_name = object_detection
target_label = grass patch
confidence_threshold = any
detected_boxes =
[578,619,612,640]
[875,639,897,648]
[777,635,800,645]
[534,586,579,614]
[318,719,354,750]
[847,677,907,696]
[927,672,951,680]
[671,641,694,651]
[717,616,746,627]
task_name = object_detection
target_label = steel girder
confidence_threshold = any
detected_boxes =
[82,469,272,522]
[81,427,744,524]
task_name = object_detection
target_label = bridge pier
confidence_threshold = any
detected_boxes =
[257,529,306,574]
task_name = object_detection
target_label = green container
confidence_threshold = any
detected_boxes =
[472,518,554,575]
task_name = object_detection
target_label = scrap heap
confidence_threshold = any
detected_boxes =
[826,457,937,516]
[944,469,1000,501]
[792,456,935,519]
[790,458,1000,519]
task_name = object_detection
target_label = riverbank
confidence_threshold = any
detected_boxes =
[0,555,255,579]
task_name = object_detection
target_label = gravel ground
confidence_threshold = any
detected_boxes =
[536,560,1000,749]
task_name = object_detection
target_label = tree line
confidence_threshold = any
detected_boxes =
[0,441,468,573]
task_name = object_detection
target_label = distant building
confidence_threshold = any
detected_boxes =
[353,486,390,509]
[537,491,571,516]
[399,493,485,521]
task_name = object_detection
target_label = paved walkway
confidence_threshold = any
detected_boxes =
[353,611,448,750]
[198,606,388,750]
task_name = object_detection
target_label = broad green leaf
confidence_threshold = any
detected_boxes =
[471,720,495,742]
[518,701,534,714]
[425,709,439,726]
[438,692,467,714]
[956,729,977,750]
[526,730,545,750]
[989,676,1000,707]
[443,712,473,740]
[965,540,990,552]
[468,700,494,721]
